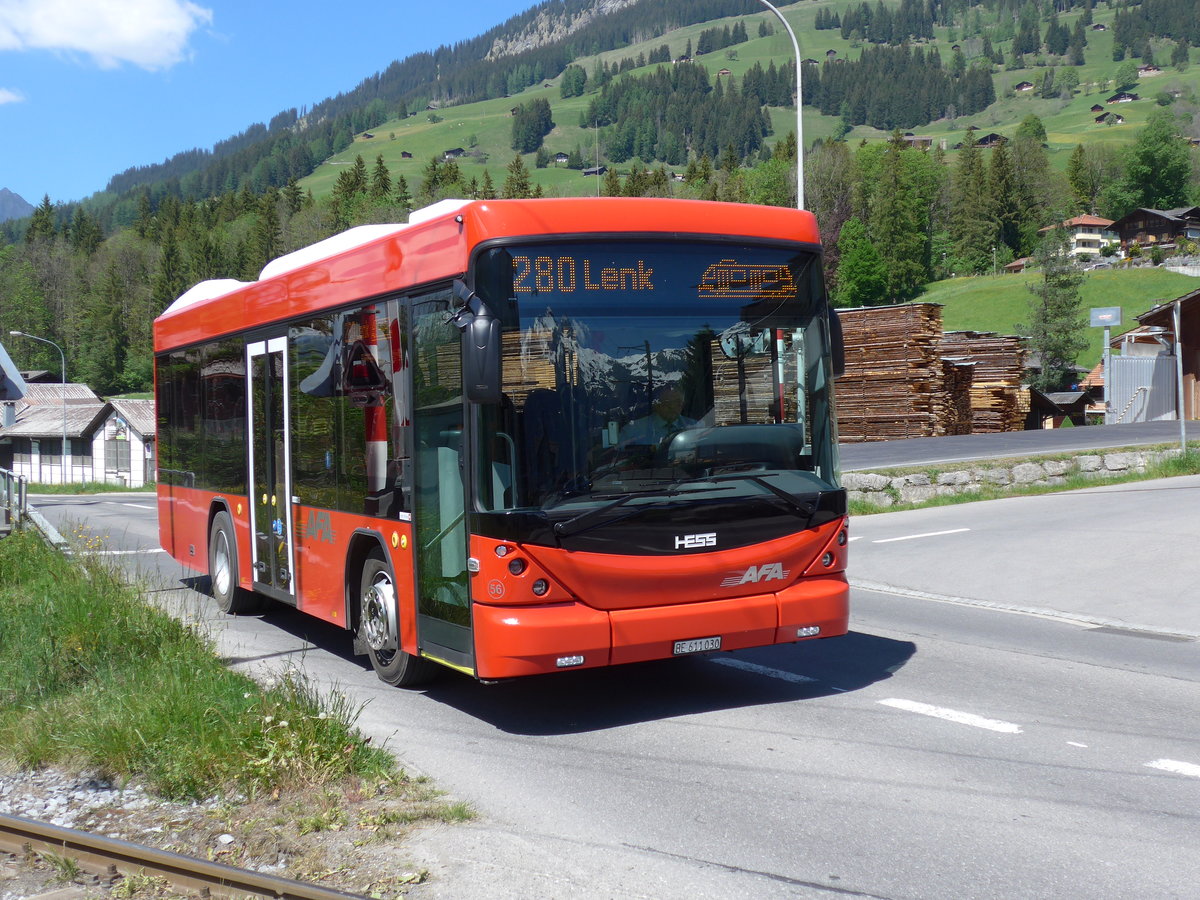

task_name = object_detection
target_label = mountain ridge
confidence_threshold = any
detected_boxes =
[0,188,34,223]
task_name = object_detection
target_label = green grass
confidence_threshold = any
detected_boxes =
[920,266,1200,370]
[0,529,392,801]
[848,447,1200,516]
[24,481,155,494]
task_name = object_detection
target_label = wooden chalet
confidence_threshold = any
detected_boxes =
[1109,207,1200,250]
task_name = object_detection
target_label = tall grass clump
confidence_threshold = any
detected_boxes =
[0,529,392,801]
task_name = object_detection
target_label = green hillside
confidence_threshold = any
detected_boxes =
[299,0,1200,200]
[921,266,1200,370]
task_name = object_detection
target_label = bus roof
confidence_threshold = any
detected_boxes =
[154,198,820,352]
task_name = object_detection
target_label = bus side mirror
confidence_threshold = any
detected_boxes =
[454,279,503,405]
[829,307,845,378]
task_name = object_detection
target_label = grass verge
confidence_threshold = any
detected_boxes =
[0,527,391,800]
[848,447,1200,517]
[0,527,473,896]
[22,482,156,495]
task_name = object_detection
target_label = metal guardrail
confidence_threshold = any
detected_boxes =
[1,466,27,533]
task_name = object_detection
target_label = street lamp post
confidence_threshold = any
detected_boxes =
[9,331,69,485]
[755,0,804,209]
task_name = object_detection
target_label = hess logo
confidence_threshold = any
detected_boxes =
[675,532,717,550]
[721,563,789,587]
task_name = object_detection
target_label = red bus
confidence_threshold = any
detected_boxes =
[154,198,849,685]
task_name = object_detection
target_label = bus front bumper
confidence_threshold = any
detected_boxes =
[471,574,849,680]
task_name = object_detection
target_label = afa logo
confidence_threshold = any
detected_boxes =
[720,562,789,587]
[304,510,336,544]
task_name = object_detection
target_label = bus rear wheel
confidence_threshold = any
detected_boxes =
[360,550,437,687]
[208,510,264,615]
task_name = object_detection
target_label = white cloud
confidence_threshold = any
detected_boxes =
[0,87,24,104]
[0,0,213,70]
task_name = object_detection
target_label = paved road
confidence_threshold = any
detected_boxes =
[841,419,1197,471]
[27,479,1200,900]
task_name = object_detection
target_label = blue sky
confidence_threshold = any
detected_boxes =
[0,0,535,204]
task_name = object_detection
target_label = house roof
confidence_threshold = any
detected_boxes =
[0,395,155,441]
[0,402,105,439]
[109,399,155,437]
[18,382,101,408]
[1039,215,1115,232]
[1110,206,1200,229]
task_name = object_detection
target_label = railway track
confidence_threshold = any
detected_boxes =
[0,811,368,899]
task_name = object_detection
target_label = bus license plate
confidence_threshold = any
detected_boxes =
[674,636,721,655]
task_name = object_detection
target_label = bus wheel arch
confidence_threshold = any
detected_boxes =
[207,505,264,615]
[348,534,437,687]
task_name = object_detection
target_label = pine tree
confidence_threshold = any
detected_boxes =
[394,174,412,212]
[283,177,304,215]
[1022,228,1086,391]
[152,229,189,312]
[479,170,497,200]
[602,166,622,197]
[68,207,103,256]
[251,189,282,272]
[869,135,929,301]
[501,155,533,199]
[987,139,1021,256]
[370,154,392,200]
[950,129,995,273]
[26,195,57,244]
[1066,144,1093,214]
[76,263,128,395]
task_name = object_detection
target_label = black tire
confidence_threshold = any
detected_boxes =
[208,510,265,615]
[360,549,438,687]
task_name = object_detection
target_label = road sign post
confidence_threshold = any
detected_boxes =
[1090,307,1122,424]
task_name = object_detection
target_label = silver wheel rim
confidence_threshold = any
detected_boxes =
[213,530,232,597]
[362,569,395,652]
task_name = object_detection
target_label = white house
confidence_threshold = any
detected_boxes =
[1039,215,1117,257]
[0,387,155,487]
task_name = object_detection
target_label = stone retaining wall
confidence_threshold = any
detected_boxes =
[844,449,1183,508]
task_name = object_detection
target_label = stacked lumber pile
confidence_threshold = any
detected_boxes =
[938,331,1027,433]
[837,303,965,442]
[940,359,975,436]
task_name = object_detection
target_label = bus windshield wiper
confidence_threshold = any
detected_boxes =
[698,472,819,521]
[551,485,725,539]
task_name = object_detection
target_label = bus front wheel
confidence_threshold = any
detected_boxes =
[208,510,264,615]
[360,550,437,687]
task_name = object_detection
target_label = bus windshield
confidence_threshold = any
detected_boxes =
[471,239,841,549]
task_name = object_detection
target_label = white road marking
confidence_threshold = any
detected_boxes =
[1067,742,1088,748]
[121,503,157,510]
[878,698,1023,733]
[872,528,971,544]
[848,536,863,542]
[711,658,818,684]
[1145,759,1200,779]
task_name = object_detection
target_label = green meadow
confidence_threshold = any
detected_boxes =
[299,0,1200,200]
[921,266,1200,370]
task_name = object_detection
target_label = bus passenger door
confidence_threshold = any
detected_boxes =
[410,295,473,671]
[247,337,296,600]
